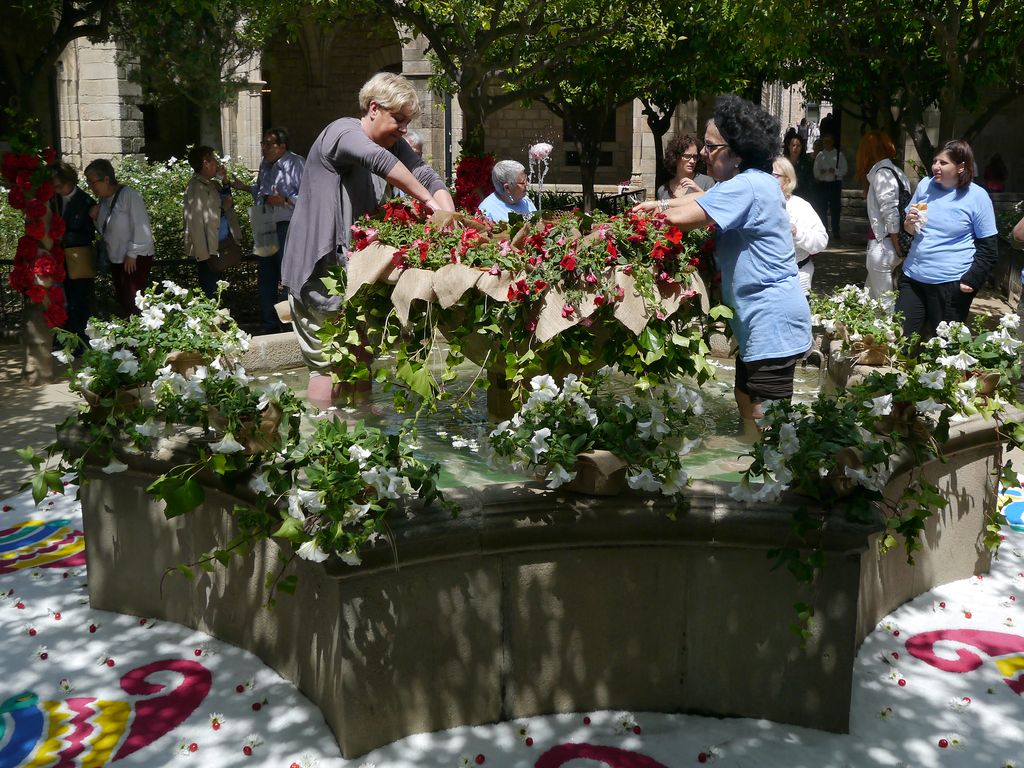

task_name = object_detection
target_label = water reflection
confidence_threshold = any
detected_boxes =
[253,359,822,487]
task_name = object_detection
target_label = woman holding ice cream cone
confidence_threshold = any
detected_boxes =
[895,139,998,342]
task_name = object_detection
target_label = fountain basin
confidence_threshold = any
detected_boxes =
[71,406,1002,758]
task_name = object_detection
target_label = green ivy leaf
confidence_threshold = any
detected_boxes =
[709,304,734,320]
[160,477,206,519]
[271,516,306,543]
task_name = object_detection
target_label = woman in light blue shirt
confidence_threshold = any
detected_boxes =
[635,94,811,432]
[897,139,998,342]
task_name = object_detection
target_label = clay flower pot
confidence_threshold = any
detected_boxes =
[564,450,628,496]
[208,404,283,454]
[164,350,209,377]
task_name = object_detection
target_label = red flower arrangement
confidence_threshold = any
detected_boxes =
[453,153,495,212]
[2,131,67,328]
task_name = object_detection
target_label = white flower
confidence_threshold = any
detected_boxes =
[257,381,289,410]
[627,469,661,492]
[139,305,165,330]
[660,467,689,495]
[89,336,114,352]
[101,458,128,474]
[112,349,139,375]
[349,443,373,467]
[161,280,189,297]
[342,502,372,524]
[133,419,161,438]
[671,384,704,415]
[52,348,73,364]
[361,466,408,499]
[76,366,96,390]
[248,472,272,495]
[778,423,800,456]
[211,433,245,454]
[340,551,362,566]
[844,464,888,492]
[915,397,945,414]
[752,481,787,502]
[524,375,559,408]
[918,369,946,390]
[637,406,669,440]
[867,394,893,417]
[489,420,512,438]
[546,464,577,489]
[729,479,755,502]
[296,539,329,563]
[937,351,978,370]
[999,313,1020,330]
[216,279,229,291]
[526,427,552,462]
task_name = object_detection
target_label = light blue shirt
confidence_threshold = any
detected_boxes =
[478,192,536,222]
[697,169,811,361]
[902,177,998,285]
[252,150,305,224]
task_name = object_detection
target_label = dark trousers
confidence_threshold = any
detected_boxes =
[815,180,842,236]
[110,255,153,317]
[257,221,289,333]
[895,274,975,342]
[63,277,95,344]
[196,258,220,298]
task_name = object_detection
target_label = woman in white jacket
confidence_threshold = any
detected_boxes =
[857,130,912,299]
[773,157,828,294]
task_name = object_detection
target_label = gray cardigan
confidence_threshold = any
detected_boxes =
[282,117,446,310]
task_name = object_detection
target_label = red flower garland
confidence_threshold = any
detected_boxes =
[453,153,495,212]
[2,137,67,328]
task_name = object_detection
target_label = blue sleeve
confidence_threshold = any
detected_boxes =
[970,186,998,238]
[696,175,753,231]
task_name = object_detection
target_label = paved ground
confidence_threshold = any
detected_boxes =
[0,234,1012,499]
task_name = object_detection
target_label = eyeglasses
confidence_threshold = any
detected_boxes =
[703,142,730,154]
[260,140,279,147]
[681,153,699,161]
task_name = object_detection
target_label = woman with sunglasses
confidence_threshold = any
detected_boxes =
[635,94,810,434]
[282,72,455,407]
[656,133,715,201]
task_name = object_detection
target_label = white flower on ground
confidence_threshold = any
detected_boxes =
[296,539,329,563]
[340,551,362,566]
[918,369,946,390]
[778,423,800,456]
[101,458,128,474]
[661,467,689,495]
[546,464,576,489]
[348,444,372,467]
[526,427,552,462]
[211,433,245,454]
[867,394,893,417]
[627,469,661,492]
[915,397,945,414]
[112,349,139,375]
[257,381,289,410]
[248,472,272,496]
[937,351,978,370]
[52,348,73,364]
[361,466,408,499]
[133,419,160,438]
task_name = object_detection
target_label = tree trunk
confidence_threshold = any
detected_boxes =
[457,91,487,157]
[641,98,675,190]
[198,103,223,153]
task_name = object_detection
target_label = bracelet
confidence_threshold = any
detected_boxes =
[657,200,669,213]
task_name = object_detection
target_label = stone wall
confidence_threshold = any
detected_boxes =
[56,39,145,169]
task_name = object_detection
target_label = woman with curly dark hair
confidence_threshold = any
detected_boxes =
[656,133,715,201]
[635,94,811,433]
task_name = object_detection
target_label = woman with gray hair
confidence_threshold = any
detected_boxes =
[478,159,536,222]
[282,71,455,406]
[772,156,828,294]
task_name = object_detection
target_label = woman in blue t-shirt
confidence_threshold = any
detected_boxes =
[897,139,998,341]
[635,94,811,433]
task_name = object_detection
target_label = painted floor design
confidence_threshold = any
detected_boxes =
[2,484,1023,767]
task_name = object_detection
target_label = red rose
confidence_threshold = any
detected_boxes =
[35,180,55,203]
[559,254,577,271]
[26,199,47,219]
[49,217,66,240]
[44,301,68,328]
[48,285,64,303]
[594,294,606,306]
[33,253,62,279]
[25,219,46,241]
[391,246,409,270]
[16,236,38,260]
[665,226,683,244]
[16,170,34,190]
[605,240,619,260]
[26,284,47,304]
[651,243,671,261]
[7,186,26,210]
[43,147,57,164]
[532,279,547,293]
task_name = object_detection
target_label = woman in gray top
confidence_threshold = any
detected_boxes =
[283,72,455,405]
[655,133,715,201]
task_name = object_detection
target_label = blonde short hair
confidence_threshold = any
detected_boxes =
[773,156,797,198]
[358,72,420,118]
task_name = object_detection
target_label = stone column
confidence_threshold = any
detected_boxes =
[221,54,264,169]
[399,27,449,178]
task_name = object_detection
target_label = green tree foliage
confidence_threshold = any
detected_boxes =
[794,0,1024,163]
